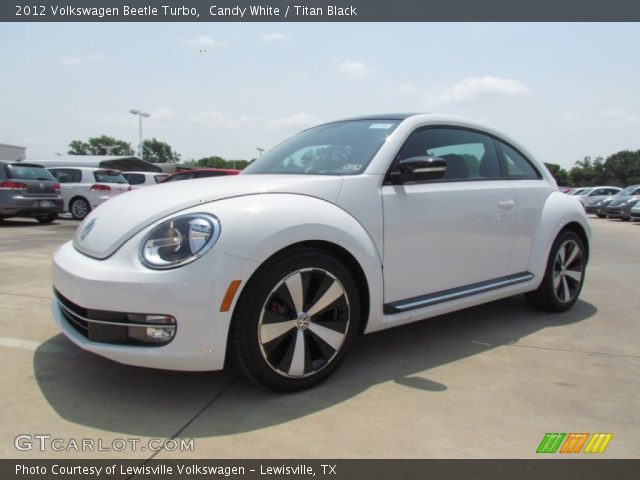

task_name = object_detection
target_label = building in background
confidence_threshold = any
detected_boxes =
[0,143,26,161]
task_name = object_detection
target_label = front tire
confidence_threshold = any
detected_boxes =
[230,248,360,392]
[70,198,91,220]
[525,230,586,312]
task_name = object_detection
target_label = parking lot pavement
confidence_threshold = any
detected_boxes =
[1,217,638,459]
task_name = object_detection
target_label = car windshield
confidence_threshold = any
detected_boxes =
[243,119,401,176]
[617,185,639,196]
[94,170,127,183]
[7,165,54,181]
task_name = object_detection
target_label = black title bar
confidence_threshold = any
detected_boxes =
[2,460,640,480]
[4,0,640,22]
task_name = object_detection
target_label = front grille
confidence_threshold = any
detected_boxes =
[54,289,175,346]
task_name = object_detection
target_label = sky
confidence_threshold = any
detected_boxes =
[1,22,639,168]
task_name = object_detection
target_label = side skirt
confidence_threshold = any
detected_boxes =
[383,272,534,314]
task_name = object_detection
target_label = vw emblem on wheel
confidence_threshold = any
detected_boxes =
[80,218,97,241]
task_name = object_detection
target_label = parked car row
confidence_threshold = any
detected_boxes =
[0,162,240,223]
[570,184,640,221]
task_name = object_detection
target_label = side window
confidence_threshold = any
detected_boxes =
[396,128,501,181]
[125,173,145,185]
[50,168,81,183]
[497,141,540,179]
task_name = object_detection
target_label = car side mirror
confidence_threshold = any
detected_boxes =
[395,156,448,183]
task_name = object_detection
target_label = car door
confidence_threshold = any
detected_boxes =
[382,127,518,307]
[495,140,554,275]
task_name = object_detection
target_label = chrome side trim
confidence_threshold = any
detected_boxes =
[384,272,535,314]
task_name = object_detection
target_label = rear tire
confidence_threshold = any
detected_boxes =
[36,215,57,224]
[230,247,360,392]
[596,214,606,218]
[70,198,91,220]
[525,230,586,312]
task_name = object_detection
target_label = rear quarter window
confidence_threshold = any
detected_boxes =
[497,141,541,180]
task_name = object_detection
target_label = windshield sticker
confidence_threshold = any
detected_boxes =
[343,164,363,171]
[369,123,394,129]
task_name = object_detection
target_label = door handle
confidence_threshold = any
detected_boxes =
[498,200,515,210]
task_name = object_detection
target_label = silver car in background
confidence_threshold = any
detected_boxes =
[587,185,640,218]
[574,186,621,206]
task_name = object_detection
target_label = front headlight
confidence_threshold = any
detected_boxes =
[140,213,221,269]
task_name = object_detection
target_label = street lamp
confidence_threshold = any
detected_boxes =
[129,109,151,160]
[257,147,265,158]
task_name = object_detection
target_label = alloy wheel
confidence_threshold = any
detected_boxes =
[552,239,584,303]
[258,268,350,378]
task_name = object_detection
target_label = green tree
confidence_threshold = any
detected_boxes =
[68,136,134,156]
[544,163,572,186]
[195,156,250,170]
[603,150,640,186]
[142,138,181,163]
[569,156,607,186]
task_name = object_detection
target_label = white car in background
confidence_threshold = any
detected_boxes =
[573,186,621,205]
[47,167,130,220]
[122,171,169,189]
[52,114,590,392]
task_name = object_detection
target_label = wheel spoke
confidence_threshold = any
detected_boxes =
[308,323,345,351]
[565,269,583,283]
[561,276,571,302]
[553,271,562,290]
[284,272,304,314]
[307,280,344,317]
[558,244,567,266]
[288,330,306,376]
[260,320,297,344]
[565,242,580,267]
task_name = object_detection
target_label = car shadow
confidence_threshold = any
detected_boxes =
[0,219,59,227]
[33,296,596,438]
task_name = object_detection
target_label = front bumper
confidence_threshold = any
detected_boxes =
[52,239,258,371]
[605,207,625,218]
[585,204,605,214]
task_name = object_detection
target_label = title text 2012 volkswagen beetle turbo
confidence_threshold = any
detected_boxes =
[52,114,590,391]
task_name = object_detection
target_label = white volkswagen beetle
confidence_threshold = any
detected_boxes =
[52,114,590,391]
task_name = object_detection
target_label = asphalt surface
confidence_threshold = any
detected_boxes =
[0,216,638,459]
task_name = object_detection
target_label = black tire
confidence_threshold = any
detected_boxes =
[596,214,606,218]
[621,217,630,222]
[36,214,57,224]
[70,198,91,220]
[230,247,361,392]
[525,230,586,312]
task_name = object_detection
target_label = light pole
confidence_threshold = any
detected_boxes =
[129,109,151,160]
[257,147,265,158]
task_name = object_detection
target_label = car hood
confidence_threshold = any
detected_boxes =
[73,174,344,259]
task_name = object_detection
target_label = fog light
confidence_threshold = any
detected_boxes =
[126,313,176,344]
[145,326,175,340]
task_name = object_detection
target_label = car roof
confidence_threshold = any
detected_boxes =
[170,168,240,174]
[1,161,47,168]
[45,166,120,172]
